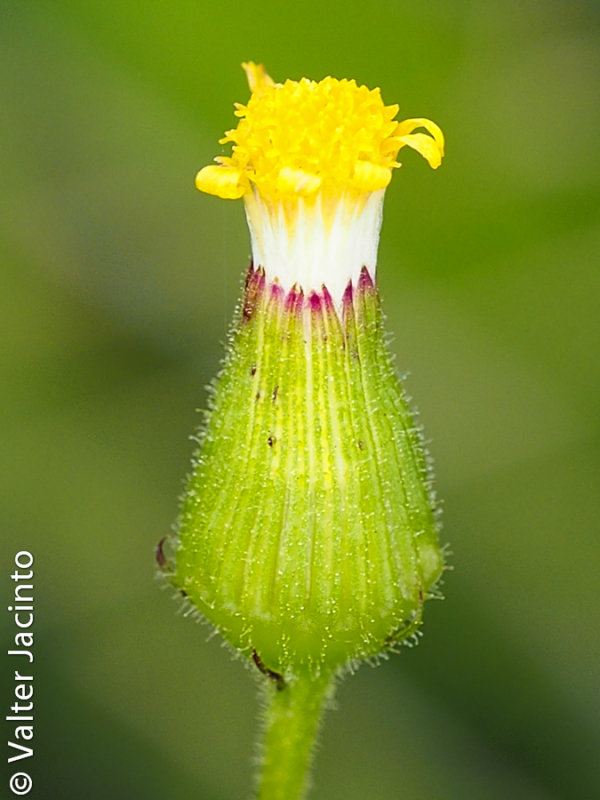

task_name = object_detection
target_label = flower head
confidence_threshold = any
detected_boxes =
[196,62,444,204]
[195,64,444,305]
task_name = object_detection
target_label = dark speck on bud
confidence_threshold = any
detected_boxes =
[242,264,265,322]
[155,536,169,571]
[252,649,286,690]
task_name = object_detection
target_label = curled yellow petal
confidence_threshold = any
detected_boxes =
[195,165,247,199]
[352,161,392,192]
[396,133,442,169]
[395,117,445,169]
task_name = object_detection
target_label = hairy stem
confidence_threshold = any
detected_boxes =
[257,671,335,800]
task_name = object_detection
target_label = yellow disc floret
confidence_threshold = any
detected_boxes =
[195,63,444,204]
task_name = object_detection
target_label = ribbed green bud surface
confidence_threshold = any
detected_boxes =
[172,265,443,676]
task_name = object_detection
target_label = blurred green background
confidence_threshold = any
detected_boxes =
[2,0,599,798]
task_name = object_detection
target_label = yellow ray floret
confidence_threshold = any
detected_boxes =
[195,63,444,203]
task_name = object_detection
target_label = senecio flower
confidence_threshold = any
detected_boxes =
[164,63,446,800]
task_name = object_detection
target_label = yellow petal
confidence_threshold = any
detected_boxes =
[195,165,247,199]
[384,103,400,120]
[352,161,392,192]
[396,134,442,169]
[395,117,445,169]
[241,61,276,94]
[396,117,445,150]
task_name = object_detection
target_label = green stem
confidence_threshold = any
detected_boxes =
[257,671,335,800]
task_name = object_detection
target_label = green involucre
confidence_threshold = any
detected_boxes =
[172,266,443,677]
